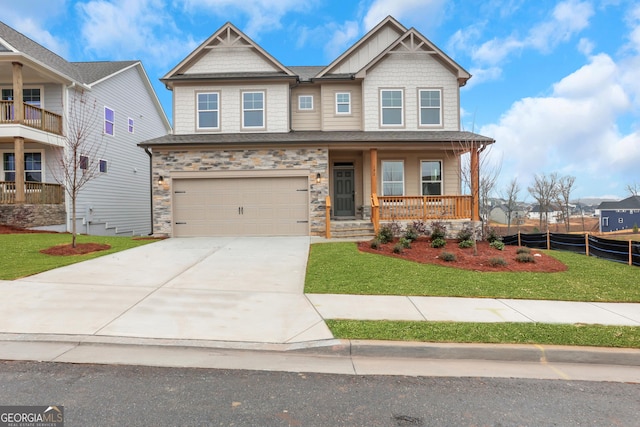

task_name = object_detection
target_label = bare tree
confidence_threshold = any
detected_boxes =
[52,89,105,247]
[458,144,502,226]
[527,173,559,232]
[627,181,640,196]
[502,178,520,234]
[556,175,576,232]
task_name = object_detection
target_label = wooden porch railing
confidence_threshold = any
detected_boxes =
[325,195,331,239]
[378,195,472,220]
[371,193,380,234]
[0,181,65,204]
[0,101,63,136]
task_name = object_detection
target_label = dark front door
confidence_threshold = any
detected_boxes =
[333,168,355,217]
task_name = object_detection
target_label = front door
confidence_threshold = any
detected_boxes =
[333,167,355,217]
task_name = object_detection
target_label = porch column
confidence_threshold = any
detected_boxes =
[470,145,480,221]
[12,62,24,123]
[14,137,25,203]
[370,148,377,195]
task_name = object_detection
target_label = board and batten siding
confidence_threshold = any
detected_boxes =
[331,25,404,75]
[72,65,168,236]
[363,54,460,131]
[320,83,362,131]
[173,83,289,134]
[291,86,321,131]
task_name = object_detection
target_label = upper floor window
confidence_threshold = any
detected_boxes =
[2,152,42,182]
[381,89,403,126]
[128,117,135,133]
[381,160,404,196]
[1,88,41,107]
[421,160,442,195]
[419,89,442,126]
[336,92,351,114]
[242,91,265,128]
[79,155,89,170]
[104,107,115,136]
[99,159,108,173]
[197,92,219,129]
[298,95,313,110]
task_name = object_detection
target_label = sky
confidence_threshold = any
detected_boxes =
[1,0,639,201]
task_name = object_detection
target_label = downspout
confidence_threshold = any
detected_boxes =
[144,147,153,235]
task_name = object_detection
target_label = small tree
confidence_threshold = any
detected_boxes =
[502,178,520,234]
[52,89,105,247]
[528,173,559,232]
[556,175,576,232]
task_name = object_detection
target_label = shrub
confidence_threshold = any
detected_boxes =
[388,220,404,237]
[458,239,474,249]
[370,239,381,250]
[515,253,536,263]
[516,247,531,254]
[485,226,502,243]
[488,257,507,267]
[456,223,475,242]
[411,220,428,235]
[376,225,394,244]
[392,243,404,254]
[440,251,457,262]
[431,238,446,248]
[403,225,419,242]
[490,240,505,251]
[398,237,412,249]
[430,221,447,240]
[634,223,639,234]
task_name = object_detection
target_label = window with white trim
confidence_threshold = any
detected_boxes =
[128,117,134,133]
[242,91,265,128]
[197,92,219,129]
[419,89,442,126]
[336,92,351,114]
[421,160,442,195]
[298,95,313,110]
[381,89,403,126]
[104,107,115,136]
[99,159,108,173]
[79,155,89,170]
[381,161,404,196]
[618,217,624,224]
[2,152,42,182]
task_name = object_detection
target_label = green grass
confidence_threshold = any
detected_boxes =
[327,320,640,348]
[0,233,159,280]
[305,242,640,302]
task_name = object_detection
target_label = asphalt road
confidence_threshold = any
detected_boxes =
[1,361,638,426]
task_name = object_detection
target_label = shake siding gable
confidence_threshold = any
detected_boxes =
[184,48,279,74]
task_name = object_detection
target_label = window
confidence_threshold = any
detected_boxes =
[298,95,313,110]
[381,89,403,126]
[197,92,219,129]
[104,107,115,135]
[381,161,404,196]
[1,88,41,107]
[336,92,351,114]
[2,152,42,182]
[421,160,442,195]
[128,117,134,133]
[618,218,624,224]
[602,217,609,227]
[99,160,108,173]
[242,91,264,128]
[79,155,89,170]
[419,89,442,126]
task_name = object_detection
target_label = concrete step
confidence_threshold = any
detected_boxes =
[331,221,375,239]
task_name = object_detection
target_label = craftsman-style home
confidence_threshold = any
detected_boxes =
[141,16,494,238]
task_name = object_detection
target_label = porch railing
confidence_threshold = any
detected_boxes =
[376,195,472,221]
[0,181,65,204]
[0,101,64,136]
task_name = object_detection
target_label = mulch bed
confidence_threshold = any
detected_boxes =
[0,225,58,234]
[358,237,567,273]
[40,243,111,256]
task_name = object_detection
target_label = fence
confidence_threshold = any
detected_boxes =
[502,232,640,267]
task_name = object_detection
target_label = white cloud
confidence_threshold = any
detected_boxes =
[526,0,594,52]
[472,36,524,65]
[9,17,70,57]
[363,0,448,32]
[323,21,361,59]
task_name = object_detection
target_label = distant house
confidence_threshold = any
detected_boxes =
[0,21,171,235]
[489,204,526,226]
[528,204,562,224]
[597,196,640,232]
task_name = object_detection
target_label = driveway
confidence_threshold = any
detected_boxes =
[0,237,333,344]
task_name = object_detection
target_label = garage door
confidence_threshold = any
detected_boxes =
[173,176,309,237]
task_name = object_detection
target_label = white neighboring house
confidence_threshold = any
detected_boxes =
[0,21,171,235]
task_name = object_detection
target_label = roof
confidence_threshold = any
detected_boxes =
[73,60,139,85]
[598,196,640,210]
[162,71,296,82]
[140,130,495,147]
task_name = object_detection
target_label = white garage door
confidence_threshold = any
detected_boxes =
[173,176,309,237]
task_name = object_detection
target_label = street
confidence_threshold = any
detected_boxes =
[1,361,638,426]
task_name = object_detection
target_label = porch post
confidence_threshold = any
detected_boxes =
[14,137,25,203]
[12,62,24,123]
[470,145,480,221]
[370,148,377,195]
[12,63,26,203]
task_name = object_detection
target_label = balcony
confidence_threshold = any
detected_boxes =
[0,181,65,204]
[0,101,63,136]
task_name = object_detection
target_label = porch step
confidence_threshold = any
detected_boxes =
[330,220,375,239]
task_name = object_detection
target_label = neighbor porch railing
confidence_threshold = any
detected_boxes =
[0,181,65,204]
[0,101,64,136]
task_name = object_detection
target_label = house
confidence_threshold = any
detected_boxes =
[597,196,640,232]
[489,204,527,227]
[528,204,563,225]
[0,21,171,235]
[140,17,494,238]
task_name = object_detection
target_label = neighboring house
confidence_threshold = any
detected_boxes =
[597,196,640,232]
[528,204,563,225]
[489,204,526,226]
[0,21,171,235]
[141,17,494,238]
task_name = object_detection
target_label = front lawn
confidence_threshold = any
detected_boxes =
[0,233,158,280]
[305,242,640,302]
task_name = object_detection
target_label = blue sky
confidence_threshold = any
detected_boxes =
[2,0,639,200]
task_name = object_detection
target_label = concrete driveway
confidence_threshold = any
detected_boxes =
[1,237,333,344]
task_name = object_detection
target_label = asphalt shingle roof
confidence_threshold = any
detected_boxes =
[598,196,640,210]
[73,61,138,85]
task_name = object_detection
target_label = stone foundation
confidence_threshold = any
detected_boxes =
[379,219,482,239]
[0,204,66,229]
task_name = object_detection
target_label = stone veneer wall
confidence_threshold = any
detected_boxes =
[379,220,483,240]
[0,204,66,228]
[152,147,329,236]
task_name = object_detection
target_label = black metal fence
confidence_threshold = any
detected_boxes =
[502,232,640,267]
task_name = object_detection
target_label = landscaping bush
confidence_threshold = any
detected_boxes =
[458,239,474,249]
[456,223,474,241]
[634,223,639,234]
[411,220,428,235]
[392,243,404,254]
[516,247,531,254]
[516,253,536,263]
[439,251,457,262]
[488,257,507,267]
[431,238,446,248]
[370,239,381,250]
[399,237,412,249]
[489,240,505,251]
[376,225,394,244]
[485,226,501,244]
[429,221,447,240]
[403,225,419,242]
